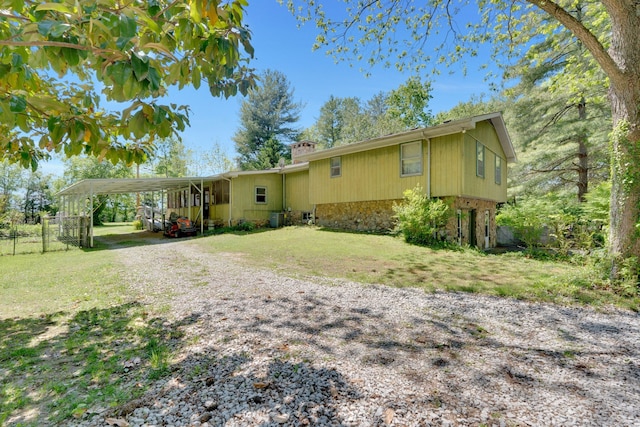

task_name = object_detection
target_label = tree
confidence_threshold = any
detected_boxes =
[311,77,433,148]
[287,0,640,277]
[22,170,54,223]
[188,142,235,176]
[501,3,611,202]
[0,160,24,215]
[0,0,256,170]
[316,95,347,148]
[234,69,303,169]
[61,157,134,225]
[151,137,189,178]
[386,76,434,128]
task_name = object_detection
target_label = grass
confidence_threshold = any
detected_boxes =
[191,226,640,310]
[0,226,179,425]
[1,223,637,425]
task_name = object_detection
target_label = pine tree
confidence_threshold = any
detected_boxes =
[234,70,302,170]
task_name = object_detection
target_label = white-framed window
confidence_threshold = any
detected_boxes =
[401,141,422,176]
[476,141,485,178]
[330,156,341,177]
[495,156,502,185]
[255,186,267,204]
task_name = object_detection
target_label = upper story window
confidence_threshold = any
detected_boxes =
[476,141,485,178]
[255,186,267,204]
[495,156,502,185]
[401,141,422,176]
[330,156,341,177]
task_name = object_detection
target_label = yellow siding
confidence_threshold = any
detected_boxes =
[284,171,311,211]
[230,174,283,222]
[430,133,463,197]
[308,141,427,204]
[211,204,230,224]
[461,121,508,202]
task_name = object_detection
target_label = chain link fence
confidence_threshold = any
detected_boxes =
[0,215,89,256]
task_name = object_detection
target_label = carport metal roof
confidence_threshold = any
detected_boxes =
[57,176,220,248]
[56,176,215,196]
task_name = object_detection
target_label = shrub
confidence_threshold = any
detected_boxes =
[233,220,255,232]
[132,220,143,230]
[392,185,452,246]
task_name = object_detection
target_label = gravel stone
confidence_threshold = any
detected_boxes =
[71,238,640,427]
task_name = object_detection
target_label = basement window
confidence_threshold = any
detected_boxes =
[401,141,422,176]
[255,186,267,204]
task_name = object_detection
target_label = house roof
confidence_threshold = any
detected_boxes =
[295,112,517,163]
[56,165,307,197]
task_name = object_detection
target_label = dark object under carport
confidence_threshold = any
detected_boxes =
[164,212,197,237]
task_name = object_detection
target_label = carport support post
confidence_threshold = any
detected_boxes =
[200,178,204,234]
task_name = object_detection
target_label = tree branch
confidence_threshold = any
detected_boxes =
[526,0,622,85]
[0,40,113,56]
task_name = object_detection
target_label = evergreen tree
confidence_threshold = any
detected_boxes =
[234,70,303,169]
[310,76,434,148]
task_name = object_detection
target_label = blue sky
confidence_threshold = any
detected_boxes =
[43,1,497,176]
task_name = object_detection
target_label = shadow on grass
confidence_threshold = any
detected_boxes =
[0,303,195,426]
[84,227,279,252]
[3,287,638,425]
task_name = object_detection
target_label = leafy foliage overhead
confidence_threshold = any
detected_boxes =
[0,0,256,170]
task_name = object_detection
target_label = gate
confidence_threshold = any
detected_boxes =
[0,215,88,255]
[45,215,90,251]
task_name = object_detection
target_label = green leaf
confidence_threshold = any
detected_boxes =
[35,3,73,13]
[192,66,201,89]
[157,119,171,138]
[37,21,55,36]
[116,36,133,50]
[119,14,137,38]
[130,110,148,139]
[9,95,27,113]
[189,0,202,23]
[49,22,72,38]
[11,53,23,68]
[147,67,161,91]
[107,62,132,86]
[0,64,11,79]
[131,51,149,81]
[62,48,80,66]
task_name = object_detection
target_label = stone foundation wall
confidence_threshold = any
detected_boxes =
[315,200,400,232]
[315,197,499,248]
[446,197,498,248]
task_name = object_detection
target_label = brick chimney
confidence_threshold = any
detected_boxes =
[290,140,316,164]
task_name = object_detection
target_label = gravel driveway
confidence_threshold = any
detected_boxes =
[82,238,639,427]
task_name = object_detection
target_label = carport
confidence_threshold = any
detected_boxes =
[57,177,208,248]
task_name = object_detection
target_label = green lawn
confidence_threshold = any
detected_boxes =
[1,223,637,425]
[0,224,171,426]
[193,226,639,310]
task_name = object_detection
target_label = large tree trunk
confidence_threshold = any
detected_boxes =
[606,1,640,272]
[528,0,640,277]
[576,98,588,202]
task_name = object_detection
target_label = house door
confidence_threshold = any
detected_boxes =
[484,210,490,249]
[469,209,477,247]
